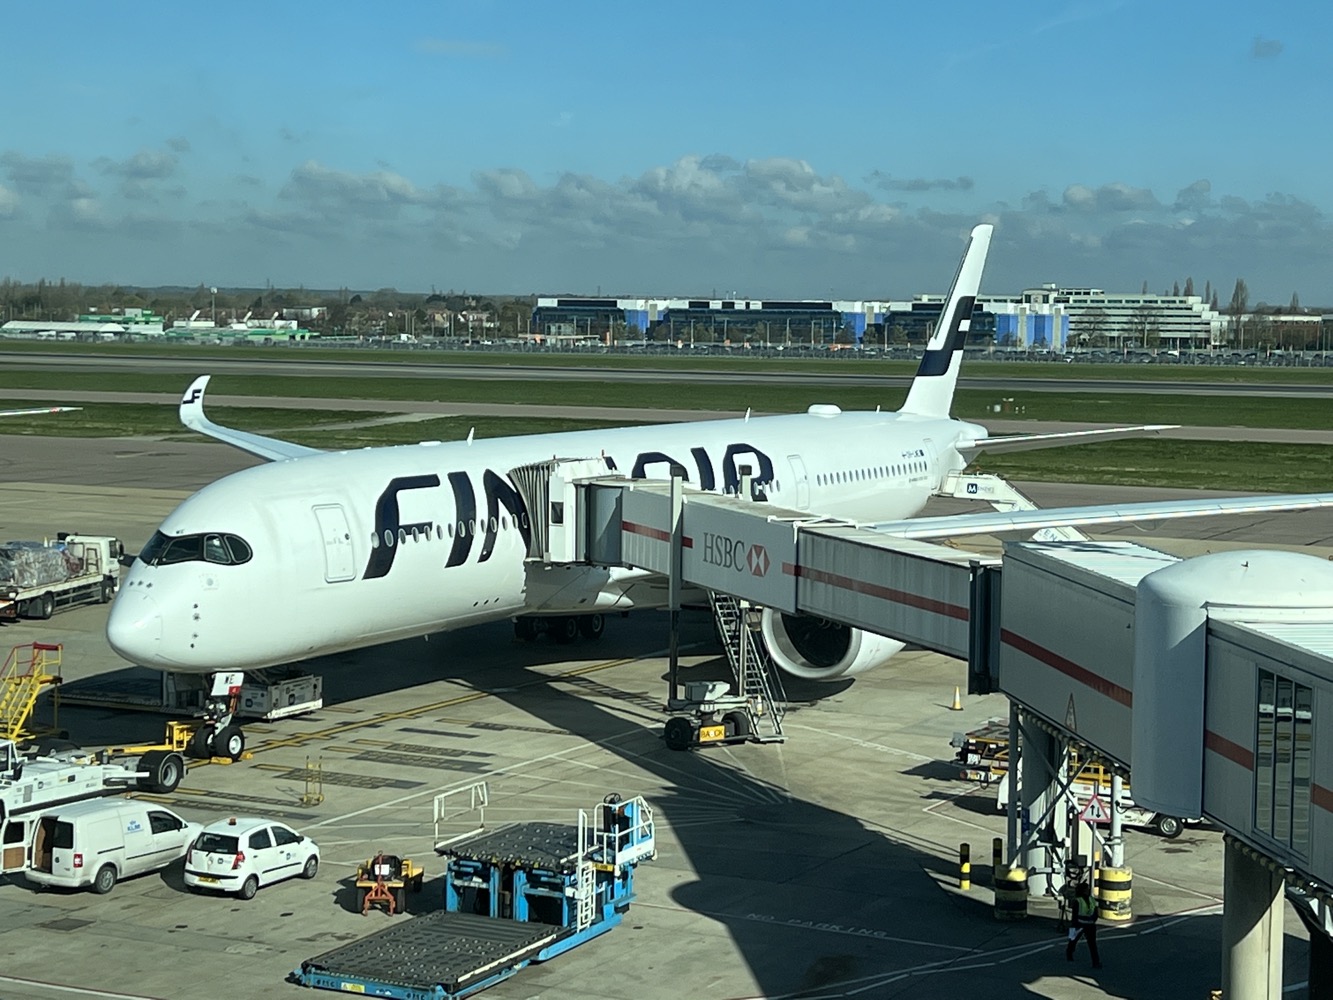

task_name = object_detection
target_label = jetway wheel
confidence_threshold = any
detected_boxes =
[1154,815,1183,839]
[664,717,696,752]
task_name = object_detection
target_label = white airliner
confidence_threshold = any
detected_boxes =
[0,406,81,417]
[105,224,1333,757]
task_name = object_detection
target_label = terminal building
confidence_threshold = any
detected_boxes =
[532,287,1229,352]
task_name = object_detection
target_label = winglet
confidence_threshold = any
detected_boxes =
[179,375,212,433]
[900,224,993,417]
[177,375,322,463]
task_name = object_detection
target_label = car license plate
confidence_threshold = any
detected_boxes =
[197,876,219,884]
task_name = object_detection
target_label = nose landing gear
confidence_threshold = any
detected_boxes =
[186,672,248,761]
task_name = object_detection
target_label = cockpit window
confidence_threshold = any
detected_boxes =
[139,530,253,567]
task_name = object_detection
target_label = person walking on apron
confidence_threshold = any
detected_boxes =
[1066,881,1103,969]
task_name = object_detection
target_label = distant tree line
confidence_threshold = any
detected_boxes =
[0,278,536,337]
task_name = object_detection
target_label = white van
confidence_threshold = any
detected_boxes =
[26,800,197,893]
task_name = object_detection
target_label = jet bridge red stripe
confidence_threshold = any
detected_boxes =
[782,563,968,621]
[1000,629,1133,707]
[1313,783,1333,815]
[621,521,693,547]
[1204,729,1254,771]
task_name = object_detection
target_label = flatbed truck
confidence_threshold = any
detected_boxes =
[0,534,122,621]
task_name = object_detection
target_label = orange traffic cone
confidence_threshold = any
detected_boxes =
[950,686,963,711]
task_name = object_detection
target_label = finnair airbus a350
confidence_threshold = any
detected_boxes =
[106,224,1333,757]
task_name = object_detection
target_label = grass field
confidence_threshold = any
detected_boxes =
[2,370,1331,429]
[3,339,1333,383]
[0,346,1328,492]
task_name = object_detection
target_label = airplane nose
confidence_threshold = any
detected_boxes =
[106,591,163,664]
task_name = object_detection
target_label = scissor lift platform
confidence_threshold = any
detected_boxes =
[290,793,655,1000]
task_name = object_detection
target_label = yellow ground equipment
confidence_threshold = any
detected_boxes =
[355,851,425,916]
[0,642,63,742]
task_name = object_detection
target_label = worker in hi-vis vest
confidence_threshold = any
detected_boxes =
[1065,881,1103,969]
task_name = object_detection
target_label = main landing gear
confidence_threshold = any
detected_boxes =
[512,613,606,644]
[186,672,248,761]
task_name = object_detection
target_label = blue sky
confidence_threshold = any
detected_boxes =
[2,1,1330,305]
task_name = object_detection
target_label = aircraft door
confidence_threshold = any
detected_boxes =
[923,438,940,490]
[787,455,811,510]
[312,504,356,583]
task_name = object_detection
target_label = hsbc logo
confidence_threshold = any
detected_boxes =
[702,533,768,577]
[747,544,769,577]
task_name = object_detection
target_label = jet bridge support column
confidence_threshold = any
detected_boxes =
[1221,836,1284,1000]
[1019,717,1070,898]
[667,467,685,704]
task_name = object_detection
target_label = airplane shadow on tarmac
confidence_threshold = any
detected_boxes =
[423,620,1214,1000]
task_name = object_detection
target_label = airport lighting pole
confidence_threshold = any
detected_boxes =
[210,287,217,326]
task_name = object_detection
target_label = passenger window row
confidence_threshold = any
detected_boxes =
[369,512,532,550]
[815,461,926,487]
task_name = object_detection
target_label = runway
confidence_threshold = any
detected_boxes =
[3,349,1332,396]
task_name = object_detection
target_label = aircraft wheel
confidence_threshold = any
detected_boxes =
[578,614,605,640]
[552,617,579,644]
[513,617,539,641]
[187,726,213,760]
[213,725,245,761]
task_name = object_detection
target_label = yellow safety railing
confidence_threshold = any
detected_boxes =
[0,642,63,741]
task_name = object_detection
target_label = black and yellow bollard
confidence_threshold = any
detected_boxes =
[958,843,971,890]
[1097,865,1133,922]
[992,838,1003,886]
[993,866,1028,920]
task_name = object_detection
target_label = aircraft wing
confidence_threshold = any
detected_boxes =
[867,493,1333,540]
[0,406,82,417]
[957,424,1177,455]
[179,375,323,462]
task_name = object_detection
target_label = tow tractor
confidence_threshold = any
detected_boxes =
[355,851,426,916]
[0,733,186,874]
[291,792,656,999]
[663,680,763,751]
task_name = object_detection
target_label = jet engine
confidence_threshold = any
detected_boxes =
[759,610,905,681]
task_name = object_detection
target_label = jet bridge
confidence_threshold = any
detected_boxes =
[530,460,1333,997]
[999,540,1333,1000]
[575,475,1002,683]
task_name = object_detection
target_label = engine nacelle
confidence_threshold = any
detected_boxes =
[759,610,905,681]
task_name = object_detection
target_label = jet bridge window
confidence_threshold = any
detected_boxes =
[1254,668,1313,856]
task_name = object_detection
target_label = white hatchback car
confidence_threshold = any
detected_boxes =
[183,817,319,899]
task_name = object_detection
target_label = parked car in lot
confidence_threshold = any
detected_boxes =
[26,800,197,894]
[183,816,319,899]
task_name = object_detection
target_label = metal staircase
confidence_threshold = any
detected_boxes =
[937,473,1090,542]
[708,592,787,741]
[0,642,63,741]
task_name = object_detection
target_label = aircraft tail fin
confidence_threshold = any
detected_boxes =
[899,223,993,418]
